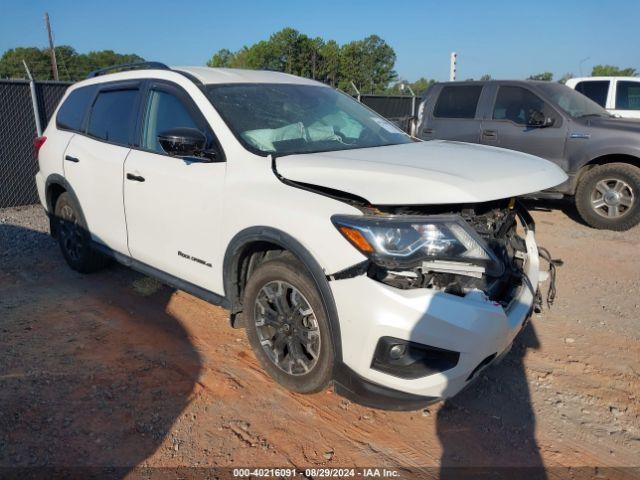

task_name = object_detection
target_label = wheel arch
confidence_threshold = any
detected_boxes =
[572,153,640,193]
[44,174,88,237]
[223,226,343,361]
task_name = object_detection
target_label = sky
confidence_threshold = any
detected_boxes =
[2,0,639,82]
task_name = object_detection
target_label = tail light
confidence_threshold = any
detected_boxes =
[34,136,47,158]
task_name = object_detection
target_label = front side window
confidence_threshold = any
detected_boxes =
[575,80,609,107]
[433,86,482,119]
[142,89,201,154]
[56,85,97,132]
[615,81,640,110]
[205,83,411,156]
[493,86,554,125]
[87,89,138,145]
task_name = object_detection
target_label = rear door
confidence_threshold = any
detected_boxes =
[480,85,567,165]
[611,79,640,118]
[420,84,483,143]
[123,80,226,293]
[63,81,141,255]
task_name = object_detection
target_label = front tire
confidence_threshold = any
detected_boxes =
[575,163,640,231]
[54,192,109,273]
[243,253,335,393]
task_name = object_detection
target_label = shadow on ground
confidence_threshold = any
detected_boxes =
[0,224,202,475]
[522,198,586,227]
[437,321,547,479]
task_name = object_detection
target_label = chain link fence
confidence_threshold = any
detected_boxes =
[357,94,422,135]
[0,80,71,208]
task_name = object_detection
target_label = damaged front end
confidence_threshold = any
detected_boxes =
[331,198,535,308]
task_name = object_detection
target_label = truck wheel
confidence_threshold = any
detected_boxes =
[243,253,335,393]
[575,163,640,231]
[54,193,109,273]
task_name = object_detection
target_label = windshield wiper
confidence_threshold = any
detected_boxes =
[576,113,606,119]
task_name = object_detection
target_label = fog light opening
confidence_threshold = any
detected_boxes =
[371,336,460,379]
[389,344,407,360]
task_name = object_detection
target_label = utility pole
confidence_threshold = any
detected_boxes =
[449,52,457,81]
[44,12,59,81]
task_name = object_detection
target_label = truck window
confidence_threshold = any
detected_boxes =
[433,86,482,119]
[615,81,640,110]
[493,86,554,125]
[574,80,609,107]
[87,89,138,145]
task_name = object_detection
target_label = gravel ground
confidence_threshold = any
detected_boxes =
[0,203,638,479]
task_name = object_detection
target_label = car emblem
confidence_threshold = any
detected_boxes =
[570,132,591,139]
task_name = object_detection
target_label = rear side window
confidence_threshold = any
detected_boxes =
[87,89,138,145]
[574,80,609,107]
[56,85,96,132]
[433,86,482,119]
[615,81,640,110]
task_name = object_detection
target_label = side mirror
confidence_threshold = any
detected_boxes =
[158,128,210,159]
[527,110,555,128]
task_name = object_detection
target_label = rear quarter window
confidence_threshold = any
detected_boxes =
[434,86,482,119]
[56,85,97,132]
[615,81,640,110]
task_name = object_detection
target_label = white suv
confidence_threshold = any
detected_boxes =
[35,63,566,409]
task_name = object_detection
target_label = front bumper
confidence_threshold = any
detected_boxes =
[330,229,540,407]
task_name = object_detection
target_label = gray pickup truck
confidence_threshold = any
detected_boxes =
[416,80,640,231]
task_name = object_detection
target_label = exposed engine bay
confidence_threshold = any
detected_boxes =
[335,198,532,307]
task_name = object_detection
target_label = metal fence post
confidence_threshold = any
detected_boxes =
[350,81,361,102]
[23,60,42,137]
[405,85,417,137]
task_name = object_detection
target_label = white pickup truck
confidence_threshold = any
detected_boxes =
[566,77,640,119]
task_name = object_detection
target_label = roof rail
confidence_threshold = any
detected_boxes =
[86,61,170,79]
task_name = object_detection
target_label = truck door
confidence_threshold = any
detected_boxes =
[480,85,567,165]
[420,84,483,143]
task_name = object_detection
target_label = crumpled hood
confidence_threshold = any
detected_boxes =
[275,140,567,205]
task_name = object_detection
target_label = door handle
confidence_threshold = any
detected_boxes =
[423,128,434,135]
[482,129,497,139]
[65,155,79,163]
[126,173,145,182]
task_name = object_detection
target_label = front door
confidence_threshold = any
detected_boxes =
[480,85,567,167]
[124,81,226,293]
[63,83,141,255]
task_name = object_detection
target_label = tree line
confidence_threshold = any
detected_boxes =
[207,28,398,94]
[477,65,637,83]
[0,29,636,94]
[0,46,143,81]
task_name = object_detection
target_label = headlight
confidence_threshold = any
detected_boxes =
[332,214,504,276]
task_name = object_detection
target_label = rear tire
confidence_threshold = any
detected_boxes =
[575,163,640,231]
[54,192,109,273]
[243,253,335,394]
